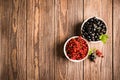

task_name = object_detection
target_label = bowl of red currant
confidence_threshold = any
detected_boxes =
[63,36,90,62]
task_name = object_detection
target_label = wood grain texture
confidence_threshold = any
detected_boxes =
[39,0,55,80]
[84,0,113,80]
[67,0,83,80]
[27,0,40,80]
[0,0,120,80]
[16,0,27,80]
[27,0,36,80]
[8,0,18,79]
[113,0,120,80]
[0,0,12,80]
[54,0,68,80]
[0,0,2,79]
[55,0,83,80]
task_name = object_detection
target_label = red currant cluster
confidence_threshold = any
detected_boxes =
[66,36,88,60]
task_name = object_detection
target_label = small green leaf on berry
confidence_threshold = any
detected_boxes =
[88,49,93,55]
[99,34,108,44]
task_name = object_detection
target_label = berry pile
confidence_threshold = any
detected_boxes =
[66,36,88,60]
[82,17,107,41]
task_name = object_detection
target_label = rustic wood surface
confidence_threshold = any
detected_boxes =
[0,0,120,80]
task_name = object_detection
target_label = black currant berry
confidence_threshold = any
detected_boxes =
[82,17,107,41]
[89,53,96,62]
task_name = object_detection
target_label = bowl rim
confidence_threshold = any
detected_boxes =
[81,16,107,43]
[63,36,90,62]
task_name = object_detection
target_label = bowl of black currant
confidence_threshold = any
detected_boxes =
[81,17,107,43]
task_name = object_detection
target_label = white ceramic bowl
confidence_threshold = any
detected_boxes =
[63,36,89,62]
[81,16,107,43]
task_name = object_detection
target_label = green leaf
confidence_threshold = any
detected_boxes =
[88,48,96,55]
[99,34,108,44]
[88,49,93,55]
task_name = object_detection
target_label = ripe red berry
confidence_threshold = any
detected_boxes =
[66,36,88,60]
[96,50,103,57]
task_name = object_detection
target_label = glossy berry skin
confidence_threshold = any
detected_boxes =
[82,17,107,41]
[89,53,96,62]
[96,50,103,57]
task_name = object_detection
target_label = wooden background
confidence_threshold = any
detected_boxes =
[0,0,120,80]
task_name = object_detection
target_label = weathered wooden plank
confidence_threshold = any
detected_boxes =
[54,0,83,80]
[113,0,120,80]
[8,0,18,80]
[39,0,55,80]
[0,0,2,79]
[0,0,12,80]
[16,0,27,80]
[84,0,112,80]
[54,0,68,79]
[66,0,84,80]
[27,0,40,80]
[34,1,40,80]
[26,0,35,80]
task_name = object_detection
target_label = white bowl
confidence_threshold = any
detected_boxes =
[81,16,107,43]
[63,36,89,62]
